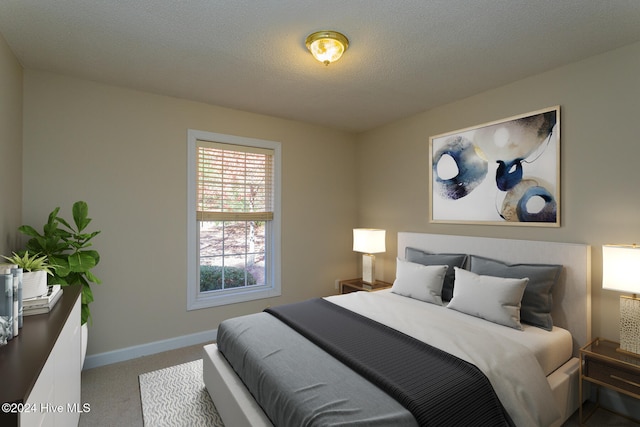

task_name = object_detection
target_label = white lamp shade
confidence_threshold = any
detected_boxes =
[353,229,386,254]
[602,244,640,294]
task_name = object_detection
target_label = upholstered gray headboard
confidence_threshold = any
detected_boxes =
[397,232,592,356]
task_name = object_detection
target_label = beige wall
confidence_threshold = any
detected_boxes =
[356,41,640,343]
[22,70,358,355]
[13,38,640,356]
[0,33,22,255]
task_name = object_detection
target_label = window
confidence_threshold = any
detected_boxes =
[187,130,281,309]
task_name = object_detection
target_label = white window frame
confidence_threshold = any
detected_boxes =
[187,129,281,310]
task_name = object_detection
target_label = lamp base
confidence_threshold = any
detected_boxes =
[619,295,640,355]
[362,254,376,285]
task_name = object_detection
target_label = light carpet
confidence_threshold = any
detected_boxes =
[139,359,224,426]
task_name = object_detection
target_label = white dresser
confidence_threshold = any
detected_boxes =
[0,285,82,427]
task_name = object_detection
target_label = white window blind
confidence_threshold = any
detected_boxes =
[196,141,274,222]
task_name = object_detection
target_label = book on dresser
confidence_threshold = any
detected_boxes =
[23,285,63,315]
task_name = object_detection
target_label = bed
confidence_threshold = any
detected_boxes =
[203,232,591,426]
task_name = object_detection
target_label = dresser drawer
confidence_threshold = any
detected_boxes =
[585,357,640,395]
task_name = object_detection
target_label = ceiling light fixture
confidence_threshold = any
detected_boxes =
[305,31,349,66]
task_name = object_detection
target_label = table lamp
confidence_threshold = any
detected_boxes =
[602,244,640,354]
[353,229,386,285]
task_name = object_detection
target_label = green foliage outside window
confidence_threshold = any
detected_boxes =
[200,265,256,291]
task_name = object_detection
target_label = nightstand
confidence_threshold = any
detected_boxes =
[580,338,640,424]
[339,278,392,294]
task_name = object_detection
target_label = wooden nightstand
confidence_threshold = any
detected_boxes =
[580,338,640,424]
[339,278,392,294]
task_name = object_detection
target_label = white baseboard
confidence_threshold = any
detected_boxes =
[83,328,218,370]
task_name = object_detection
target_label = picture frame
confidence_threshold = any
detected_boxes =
[429,106,560,227]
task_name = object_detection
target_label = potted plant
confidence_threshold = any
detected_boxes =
[18,201,101,326]
[2,251,56,299]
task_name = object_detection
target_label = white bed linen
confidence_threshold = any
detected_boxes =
[325,289,564,427]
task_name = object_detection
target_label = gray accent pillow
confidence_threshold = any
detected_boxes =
[468,255,562,331]
[392,259,448,305]
[448,267,528,330]
[405,248,467,301]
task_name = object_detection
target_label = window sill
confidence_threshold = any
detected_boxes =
[187,286,281,310]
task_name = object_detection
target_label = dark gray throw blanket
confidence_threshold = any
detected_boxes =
[266,298,514,427]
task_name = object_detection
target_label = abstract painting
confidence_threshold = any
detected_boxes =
[429,106,560,226]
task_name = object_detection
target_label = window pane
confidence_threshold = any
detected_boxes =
[199,256,223,291]
[199,221,223,259]
[199,220,266,291]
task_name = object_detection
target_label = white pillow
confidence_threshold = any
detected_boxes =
[447,267,528,329]
[391,258,448,305]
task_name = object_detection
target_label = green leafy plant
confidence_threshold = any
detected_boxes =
[18,201,101,325]
[2,251,57,275]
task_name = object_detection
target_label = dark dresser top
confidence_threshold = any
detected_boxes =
[0,285,81,408]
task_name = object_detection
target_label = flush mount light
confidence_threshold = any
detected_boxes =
[305,30,349,66]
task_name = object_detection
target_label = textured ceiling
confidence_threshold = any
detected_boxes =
[1,0,640,132]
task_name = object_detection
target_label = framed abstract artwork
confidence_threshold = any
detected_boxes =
[429,106,560,226]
